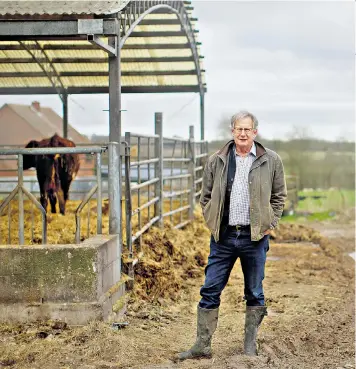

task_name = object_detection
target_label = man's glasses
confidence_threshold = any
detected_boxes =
[233,127,254,135]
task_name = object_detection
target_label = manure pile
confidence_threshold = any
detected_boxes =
[1,199,341,302]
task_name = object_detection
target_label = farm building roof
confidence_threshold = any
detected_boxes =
[0,1,206,95]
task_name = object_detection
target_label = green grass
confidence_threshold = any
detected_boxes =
[281,189,354,223]
[281,210,335,223]
[297,189,354,213]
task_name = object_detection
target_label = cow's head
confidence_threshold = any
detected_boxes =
[23,140,39,169]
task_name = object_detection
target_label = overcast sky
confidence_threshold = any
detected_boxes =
[0,0,354,142]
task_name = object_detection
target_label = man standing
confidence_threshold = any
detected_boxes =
[177,111,287,360]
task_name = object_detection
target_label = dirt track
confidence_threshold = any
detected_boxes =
[0,211,354,369]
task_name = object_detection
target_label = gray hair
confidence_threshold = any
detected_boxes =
[230,111,259,129]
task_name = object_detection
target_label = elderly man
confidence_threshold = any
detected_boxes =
[177,111,287,360]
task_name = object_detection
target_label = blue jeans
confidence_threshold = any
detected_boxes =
[199,226,269,309]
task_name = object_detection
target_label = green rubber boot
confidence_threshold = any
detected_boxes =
[176,306,219,361]
[244,306,268,356]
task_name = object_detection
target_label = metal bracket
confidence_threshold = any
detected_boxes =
[87,34,117,57]
[78,19,103,34]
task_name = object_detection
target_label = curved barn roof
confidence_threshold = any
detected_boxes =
[0,0,206,94]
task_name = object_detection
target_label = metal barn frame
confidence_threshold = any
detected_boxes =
[0,0,206,238]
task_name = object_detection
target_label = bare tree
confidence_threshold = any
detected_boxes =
[217,115,232,140]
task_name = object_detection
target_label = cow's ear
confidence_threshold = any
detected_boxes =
[23,140,39,169]
[25,140,39,148]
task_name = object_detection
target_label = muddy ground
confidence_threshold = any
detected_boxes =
[0,210,354,369]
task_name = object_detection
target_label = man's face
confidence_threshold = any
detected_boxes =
[231,117,257,149]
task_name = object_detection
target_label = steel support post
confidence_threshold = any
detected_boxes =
[188,125,196,220]
[200,91,205,140]
[17,154,24,245]
[62,90,68,138]
[154,112,163,229]
[108,24,122,236]
[108,21,122,283]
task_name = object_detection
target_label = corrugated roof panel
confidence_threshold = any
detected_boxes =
[0,1,131,15]
[0,2,206,93]
[125,36,188,45]
[0,77,50,87]
[121,62,195,72]
[134,24,182,32]
[121,75,198,87]
[122,49,193,58]
[60,76,108,87]
[0,47,194,60]
[0,74,200,88]
[54,63,108,73]
[0,62,43,72]
[45,49,108,59]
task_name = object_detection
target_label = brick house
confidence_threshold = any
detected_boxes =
[0,101,94,177]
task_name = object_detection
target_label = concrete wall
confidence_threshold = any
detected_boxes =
[0,235,125,325]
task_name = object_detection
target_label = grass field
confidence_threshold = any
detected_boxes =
[282,189,355,222]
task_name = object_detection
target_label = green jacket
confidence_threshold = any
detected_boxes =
[200,140,287,241]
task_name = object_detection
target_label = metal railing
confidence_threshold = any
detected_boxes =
[123,113,208,253]
[0,146,107,245]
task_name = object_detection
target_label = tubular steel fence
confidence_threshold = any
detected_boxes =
[0,114,209,296]
[0,120,208,248]
[123,113,208,252]
[0,145,107,245]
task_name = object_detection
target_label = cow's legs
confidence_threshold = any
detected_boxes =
[40,194,48,212]
[38,181,48,212]
[48,192,57,214]
[57,188,66,215]
[61,179,71,202]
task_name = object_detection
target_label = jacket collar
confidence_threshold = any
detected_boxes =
[217,139,266,161]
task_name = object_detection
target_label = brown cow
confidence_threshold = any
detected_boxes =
[23,134,80,215]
